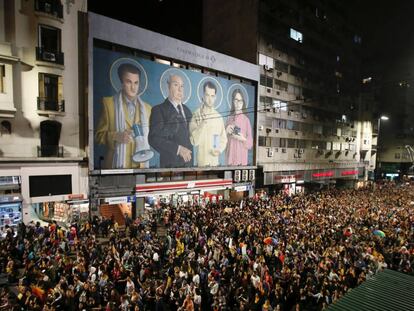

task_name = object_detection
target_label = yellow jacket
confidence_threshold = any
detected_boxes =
[95,95,151,169]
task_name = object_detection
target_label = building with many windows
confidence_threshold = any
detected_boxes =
[0,0,89,228]
[203,0,375,193]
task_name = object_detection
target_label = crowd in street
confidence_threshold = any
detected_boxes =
[0,181,413,310]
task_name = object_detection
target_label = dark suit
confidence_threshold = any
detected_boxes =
[149,99,193,168]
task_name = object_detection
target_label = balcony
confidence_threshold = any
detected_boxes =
[37,97,65,114]
[37,145,63,157]
[34,0,63,19]
[35,47,64,65]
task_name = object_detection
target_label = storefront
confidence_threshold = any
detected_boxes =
[31,194,89,228]
[97,195,136,225]
[262,166,365,194]
[0,195,22,232]
[136,179,233,209]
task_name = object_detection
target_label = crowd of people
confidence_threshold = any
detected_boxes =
[0,182,413,310]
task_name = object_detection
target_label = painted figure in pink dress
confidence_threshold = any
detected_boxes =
[225,89,253,165]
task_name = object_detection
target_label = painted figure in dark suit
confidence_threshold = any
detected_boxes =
[149,74,193,168]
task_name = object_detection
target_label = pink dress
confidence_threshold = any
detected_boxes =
[226,113,253,165]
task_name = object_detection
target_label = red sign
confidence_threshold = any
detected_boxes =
[312,171,334,178]
[341,170,358,176]
[68,194,85,200]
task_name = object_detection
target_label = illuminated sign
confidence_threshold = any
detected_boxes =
[312,171,334,178]
[341,170,358,176]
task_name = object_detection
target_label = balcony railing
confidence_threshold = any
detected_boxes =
[36,47,64,65]
[37,97,65,112]
[34,0,63,19]
[37,145,63,157]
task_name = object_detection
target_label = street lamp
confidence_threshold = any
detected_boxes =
[376,115,389,180]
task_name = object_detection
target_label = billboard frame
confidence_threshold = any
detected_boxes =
[88,13,259,173]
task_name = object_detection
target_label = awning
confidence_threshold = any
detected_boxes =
[328,269,414,311]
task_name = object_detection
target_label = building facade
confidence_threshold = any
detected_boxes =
[203,0,373,193]
[0,0,88,229]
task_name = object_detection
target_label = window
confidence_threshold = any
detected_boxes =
[290,28,303,43]
[39,120,62,157]
[0,64,4,93]
[260,75,273,88]
[259,53,274,69]
[37,24,63,64]
[259,136,271,147]
[288,84,302,96]
[297,140,307,148]
[274,79,288,91]
[313,124,322,134]
[287,139,297,148]
[34,0,64,18]
[38,73,64,111]
[273,118,286,129]
[1,121,11,135]
[274,60,289,73]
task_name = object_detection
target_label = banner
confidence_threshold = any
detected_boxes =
[93,47,255,170]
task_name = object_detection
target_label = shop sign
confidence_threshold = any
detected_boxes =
[341,170,358,176]
[105,196,134,204]
[312,171,334,178]
[68,194,85,200]
[274,174,302,183]
[234,185,248,192]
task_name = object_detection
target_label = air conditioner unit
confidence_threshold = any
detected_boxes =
[43,51,56,62]
[267,88,272,93]
[281,148,287,153]
[295,131,299,135]
[287,111,292,116]
[266,128,272,134]
[258,125,264,131]
[264,65,273,72]
[275,129,279,133]
[268,150,274,157]
[299,148,304,154]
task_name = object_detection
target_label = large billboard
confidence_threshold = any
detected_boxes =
[93,47,256,170]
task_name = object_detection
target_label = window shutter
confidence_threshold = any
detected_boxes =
[58,76,63,102]
[39,73,45,98]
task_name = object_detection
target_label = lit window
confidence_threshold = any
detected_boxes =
[38,73,64,112]
[362,77,372,84]
[353,35,362,44]
[258,53,274,69]
[290,28,303,43]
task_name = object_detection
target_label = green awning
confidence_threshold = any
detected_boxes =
[328,269,414,311]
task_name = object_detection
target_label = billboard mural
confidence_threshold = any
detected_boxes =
[93,47,256,170]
